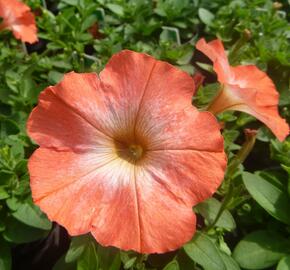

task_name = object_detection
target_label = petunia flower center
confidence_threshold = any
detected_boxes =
[113,134,147,164]
[128,144,143,160]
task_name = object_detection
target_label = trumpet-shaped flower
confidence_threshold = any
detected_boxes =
[0,0,38,43]
[27,50,226,253]
[196,38,289,141]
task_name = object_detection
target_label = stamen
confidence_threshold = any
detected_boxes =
[128,144,143,160]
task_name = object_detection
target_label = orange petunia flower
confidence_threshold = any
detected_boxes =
[0,0,38,44]
[196,38,289,141]
[27,50,226,253]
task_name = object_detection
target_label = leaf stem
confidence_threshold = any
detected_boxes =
[42,0,47,9]
[204,129,257,231]
[204,184,234,232]
[82,53,98,62]
[228,29,251,65]
[21,42,28,55]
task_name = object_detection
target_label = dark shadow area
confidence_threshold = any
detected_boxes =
[12,224,70,270]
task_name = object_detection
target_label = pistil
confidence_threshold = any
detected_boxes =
[128,144,143,160]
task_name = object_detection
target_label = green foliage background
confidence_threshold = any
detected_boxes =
[0,0,290,269]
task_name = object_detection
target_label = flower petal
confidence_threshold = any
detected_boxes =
[92,170,197,253]
[99,50,161,136]
[138,107,224,152]
[93,148,226,253]
[29,148,137,237]
[10,12,38,44]
[29,148,174,252]
[37,67,152,144]
[229,65,289,140]
[127,56,223,151]
[29,149,198,253]
[120,149,225,253]
[0,0,38,43]
[144,150,227,206]
[29,52,198,152]
[101,50,224,152]
[195,38,231,83]
[230,65,279,106]
[27,84,113,151]
[196,38,289,141]
[28,50,228,254]
[208,65,289,141]
[0,0,29,19]
[29,145,226,254]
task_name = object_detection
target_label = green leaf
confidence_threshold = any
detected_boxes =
[281,165,290,196]
[160,26,181,45]
[11,143,24,161]
[21,73,38,104]
[242,172,290,224]
[163,260,180,270]
[195,62,214,73]
[270,140,290,166]
[106,4,124,16]
[12,202,52,230]
[97,246,121,270]
[5,70,20,92]
[195,197,236,231]
[48,71,64,84]
[176,249,196,269]
[198,8,214,26]
[0,241,11,270]
[0,187,9,200]
[233,230,289,269]
[0,219,5,232]
[59,0,79,6]
[277,255,290,270]
[184,231,226,270]
[14,159,27,175]
[219,252,240,270]
[59,0,78,6]
[124,257,137,269]
[65,235,90,263]
[0,118,19,138]
[0,171,14,186]
[178,64,194,75]
[3,217,48,244]
[77,241,98,270]
[176,46,194,65]
[95,8,105,22]
[6,196,22,211]
[52,60,72,70]
[53,255,76,270]
[193,83,220,108]
[81,14,98,32]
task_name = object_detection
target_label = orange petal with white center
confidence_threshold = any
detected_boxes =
[29,148,139,240]
[28,50,227,253]
[127,149,226,253]
[29,147,225,253]
[125,55,224,151]
[0,0,38,43]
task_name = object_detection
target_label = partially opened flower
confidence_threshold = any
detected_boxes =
[27,50,226,253]
[0,0,38,44]
[196,38,289,141]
